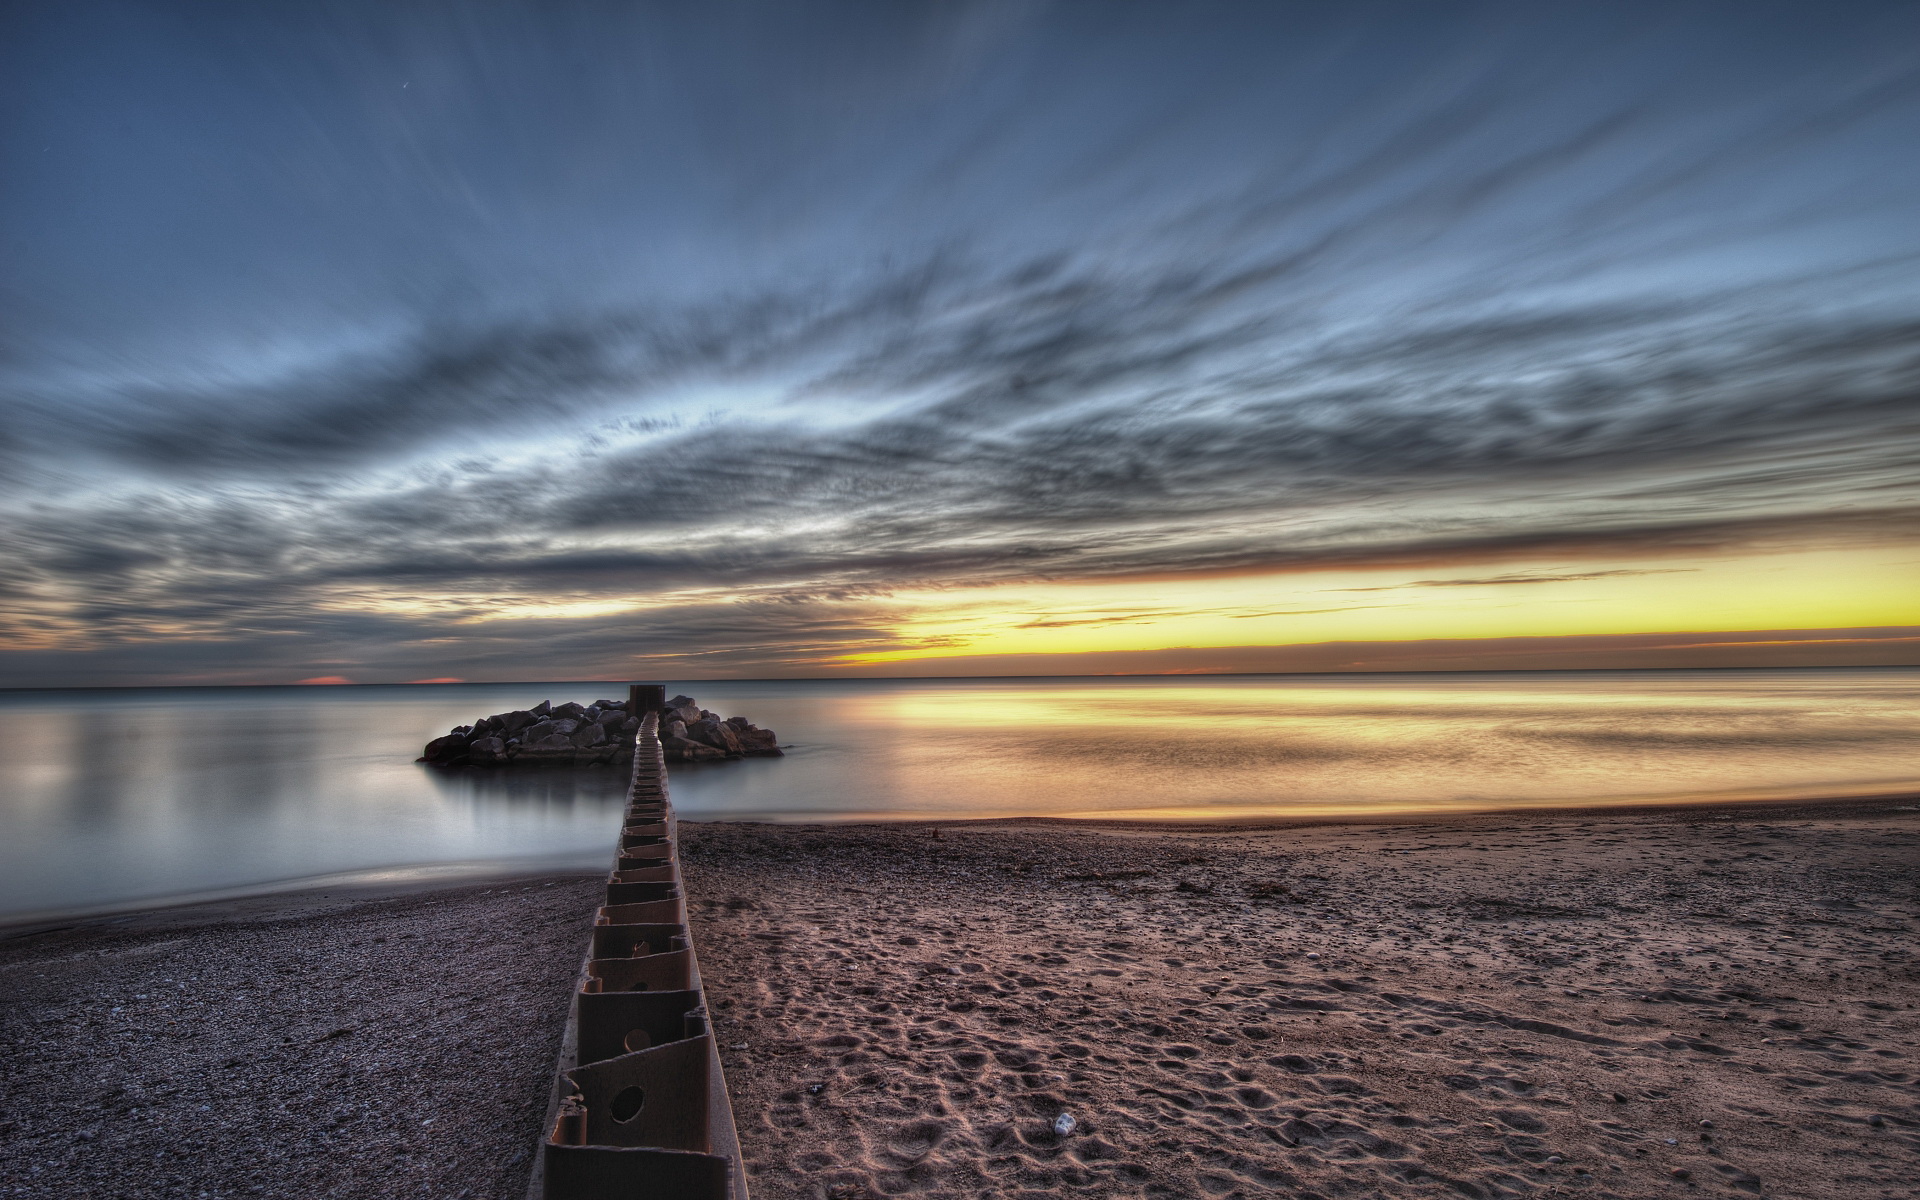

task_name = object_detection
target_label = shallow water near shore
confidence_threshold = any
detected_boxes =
[1,668,1915,919]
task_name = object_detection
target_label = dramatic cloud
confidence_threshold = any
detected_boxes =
[1,2,1916,683]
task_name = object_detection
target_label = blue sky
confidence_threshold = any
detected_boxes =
[1,2,1916,684]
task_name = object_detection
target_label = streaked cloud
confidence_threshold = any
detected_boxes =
[1336,569,1694,591]
[0,2,1916,683]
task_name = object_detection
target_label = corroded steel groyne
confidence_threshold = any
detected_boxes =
[530,683,747,1200]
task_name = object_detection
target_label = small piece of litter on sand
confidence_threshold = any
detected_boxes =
[1054,1112,1077,1136]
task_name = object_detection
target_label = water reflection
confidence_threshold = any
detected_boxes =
[0,682,635,920]
[419,761,632,812]
[1,670,1914,919]
[669,670,1920,820]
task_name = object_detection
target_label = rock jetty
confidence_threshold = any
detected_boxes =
[419,694,781,767]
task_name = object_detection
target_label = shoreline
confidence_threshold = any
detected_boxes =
[0,859,610,939]
[7,790,1911,935]
[4,799,1916,1198]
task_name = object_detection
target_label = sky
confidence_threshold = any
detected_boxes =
[1,1,1916,686]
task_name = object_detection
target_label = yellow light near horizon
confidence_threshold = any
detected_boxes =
[844,545,1920,666]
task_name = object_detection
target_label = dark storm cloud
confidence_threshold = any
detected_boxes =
[2,1,1917,682]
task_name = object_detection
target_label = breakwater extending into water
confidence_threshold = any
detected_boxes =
[421,693,781,768]
[530,685,747,1200]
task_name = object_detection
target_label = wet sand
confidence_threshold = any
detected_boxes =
[3,798,1916,1199]
[682,799,1920,1200]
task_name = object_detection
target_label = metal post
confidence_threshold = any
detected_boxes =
[628,682,666,716]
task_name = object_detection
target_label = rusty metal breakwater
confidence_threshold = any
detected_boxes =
[529,683,747,1200]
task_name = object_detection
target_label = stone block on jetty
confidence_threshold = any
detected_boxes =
[418,693,782,767]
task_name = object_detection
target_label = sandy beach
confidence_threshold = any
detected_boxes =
[3,798,1916,1198]
[682,799,1920,1200]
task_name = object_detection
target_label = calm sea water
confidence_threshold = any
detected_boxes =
[2,670,1915,921]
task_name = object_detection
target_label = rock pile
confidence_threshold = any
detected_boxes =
[657,693,782,762]
[419,694,781,767]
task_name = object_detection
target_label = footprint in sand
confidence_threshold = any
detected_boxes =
[1491,1108,1549,1132]
[879,1118,948,1166]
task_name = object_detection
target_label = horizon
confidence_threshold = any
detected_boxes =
[3,2,1916,685]
[6,657,1916,694]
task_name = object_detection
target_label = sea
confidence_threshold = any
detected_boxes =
[2,669,1915,923]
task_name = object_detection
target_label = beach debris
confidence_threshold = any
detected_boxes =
[1053,1111,1077,1137]
[418,690,780,767]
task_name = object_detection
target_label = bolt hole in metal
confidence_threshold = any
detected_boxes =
[610,1086,646,1122]
[623,1029,652,1053]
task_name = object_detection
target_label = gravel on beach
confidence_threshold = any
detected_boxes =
[0,875,602,1199]
[3,799,1917,1200]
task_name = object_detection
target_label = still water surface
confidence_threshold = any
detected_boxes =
[2,670,1915,920]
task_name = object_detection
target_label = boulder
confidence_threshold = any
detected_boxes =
[553,701,587,720]
[666,719,688,739]
[665,703,702,727]
[597,708,628,728]
[689,716,742,754]
[497,710,535,734]
[524,720,556,742]
[662,735,727,762]
[530,700,552,716]
[533,733,574,750]
[572,722,606,748]
[595,699,628,712]
[422,733,469,763]
[468,736,506,764]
